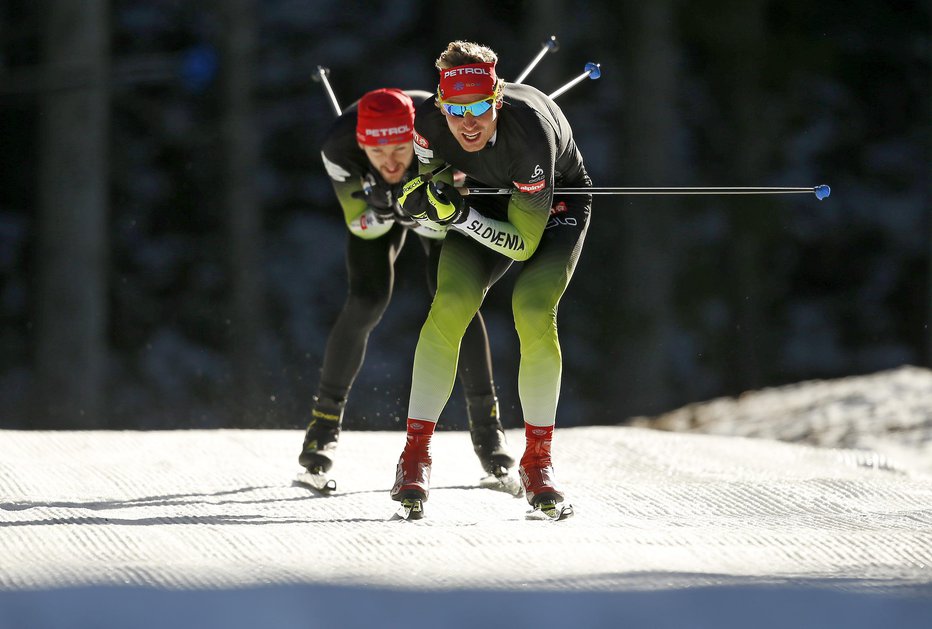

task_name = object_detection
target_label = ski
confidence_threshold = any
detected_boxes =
[526,499,574,521]
[294,470,337,494]
[390,497,425,521]
[478,465,524,497]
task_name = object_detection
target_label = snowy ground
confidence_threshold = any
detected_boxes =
[633,365,932,472]
[2,370,932,628]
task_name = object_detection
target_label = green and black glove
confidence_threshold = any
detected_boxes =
[424,181,468,226]
[398,176,430,221]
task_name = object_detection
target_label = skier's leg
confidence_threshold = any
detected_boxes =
[512,197,590,504]
[420,235,514,474]
[300,225,407,473]
[393,232,508,500]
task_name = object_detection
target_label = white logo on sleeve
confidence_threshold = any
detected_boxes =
[321,151,351,182]
[513,163,547,194]
[414,141,434,164]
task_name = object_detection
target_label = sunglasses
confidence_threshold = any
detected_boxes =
[439,96,496,118]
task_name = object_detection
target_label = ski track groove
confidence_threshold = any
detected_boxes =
[1,427,930,593]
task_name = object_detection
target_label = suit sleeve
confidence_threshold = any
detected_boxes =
[320,149,393,240]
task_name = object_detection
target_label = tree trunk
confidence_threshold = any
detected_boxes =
[718,0,772,391]
[518,7,564,93]
[218,0,264,426]
[34,0,109,427]
[613,0,681,417]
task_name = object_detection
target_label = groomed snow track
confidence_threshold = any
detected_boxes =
[1,426,930,628]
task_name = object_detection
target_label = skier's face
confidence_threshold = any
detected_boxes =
[440,93,500,153]
[361,142,415,184]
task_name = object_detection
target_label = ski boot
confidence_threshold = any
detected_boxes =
[390,420,434,519]
[298,395,345,474]
[519,424,572,519]
[467,394,515,476]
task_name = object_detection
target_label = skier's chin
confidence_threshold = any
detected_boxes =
[381,168,404,184]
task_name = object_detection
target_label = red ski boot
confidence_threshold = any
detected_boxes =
[390,419,434,503]
[518,424,565,507]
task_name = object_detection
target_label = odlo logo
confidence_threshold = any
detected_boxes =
[514,163,546,193]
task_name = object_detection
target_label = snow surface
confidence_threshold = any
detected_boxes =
[2,393,932,627]
[634,366,932,474]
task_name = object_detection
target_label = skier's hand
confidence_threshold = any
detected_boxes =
[424,181,468,226]
[351,184,396,220]
[398,176,430,222]
[387,183,418,227]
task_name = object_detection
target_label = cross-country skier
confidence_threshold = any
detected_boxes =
[298,87,515,480]
[392,41,592,516]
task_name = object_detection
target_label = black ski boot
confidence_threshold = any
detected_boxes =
[466,394,515,475]
[298,395,345,474]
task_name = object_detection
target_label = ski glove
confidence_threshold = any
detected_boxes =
[424,182,468,226]
[398,178,429,220]
[399,180,467,227]
[350,184,397,220]
[400,182,469,228]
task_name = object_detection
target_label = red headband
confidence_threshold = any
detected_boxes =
[438,62,497,100]
[355,88,415,146]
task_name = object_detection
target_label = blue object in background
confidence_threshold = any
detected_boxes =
[181,44,218,92]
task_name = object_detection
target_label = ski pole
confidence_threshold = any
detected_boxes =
[549,62,601,99]
[466,185,832,200]
[513,35,559,85]
[312,65,342,116]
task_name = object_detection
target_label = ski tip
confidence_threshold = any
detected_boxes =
[390,497,425,521]
[294,471,337,494]
[479,469,525,497]
[555,503,575,520]
[526,500,575,521]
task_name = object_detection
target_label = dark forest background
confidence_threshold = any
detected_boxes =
[1,0,929,431]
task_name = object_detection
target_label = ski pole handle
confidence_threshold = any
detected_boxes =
[397,164,453,208]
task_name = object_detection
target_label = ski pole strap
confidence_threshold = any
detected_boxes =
[466,185,832,200]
